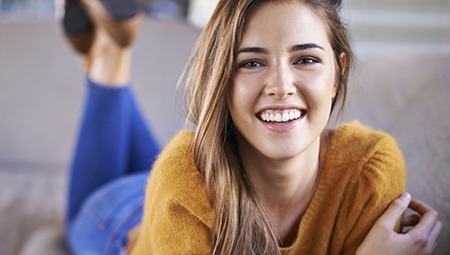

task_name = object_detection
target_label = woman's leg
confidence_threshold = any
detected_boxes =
[63,1,161,253]
[65,1,159,223]
[67,80,128,222]
[66,80,160,223]
[127,88,160,174]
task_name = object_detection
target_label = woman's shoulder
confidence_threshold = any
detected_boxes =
[322,121,405,186]
[313,121,406,226]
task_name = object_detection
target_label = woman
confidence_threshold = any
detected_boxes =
[63,0,442,254]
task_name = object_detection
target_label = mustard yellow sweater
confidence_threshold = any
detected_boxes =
[132,122,406,254]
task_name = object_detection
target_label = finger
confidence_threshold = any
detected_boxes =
[420,220,443,254]
[427,220,443,249]
[407,199,439,235]
[379,192,411,227]
[401,214,421,227]
[408,198,434,215]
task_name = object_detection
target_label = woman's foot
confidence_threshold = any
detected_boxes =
[61,0,95,55]
[81,0,143,48]
[61,0,143,85]
[61,0,141,53]
[84,0,143,86]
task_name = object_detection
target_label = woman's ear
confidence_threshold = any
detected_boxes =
[333,52,347,97]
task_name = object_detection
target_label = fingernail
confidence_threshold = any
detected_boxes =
[399,192,411,201]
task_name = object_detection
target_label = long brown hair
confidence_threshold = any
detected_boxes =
[183,0,353,253]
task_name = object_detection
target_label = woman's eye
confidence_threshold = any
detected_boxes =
[295,57,319,65]
[239,60,264,69]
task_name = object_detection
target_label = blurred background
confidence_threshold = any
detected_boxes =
[0,0,449,255]
[1,0,449,52]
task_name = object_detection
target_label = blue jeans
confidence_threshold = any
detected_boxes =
[66,79,160,254]
[67,173,147,255]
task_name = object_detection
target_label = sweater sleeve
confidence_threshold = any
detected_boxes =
[131,133,212,254]
[339,134,406,255]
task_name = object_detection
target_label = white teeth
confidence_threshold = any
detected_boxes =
[259,109,303,123]
[275,113,282,122]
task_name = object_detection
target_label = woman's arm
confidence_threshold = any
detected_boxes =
[357,193,442,255]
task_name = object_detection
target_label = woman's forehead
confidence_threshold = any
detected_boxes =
[239,2,331,51]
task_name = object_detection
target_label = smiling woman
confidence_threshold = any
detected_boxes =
[176,1,401,253]
[131,0,441,254]
[60,0,442,254]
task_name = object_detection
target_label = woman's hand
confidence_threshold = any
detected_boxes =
[356,193,442,255]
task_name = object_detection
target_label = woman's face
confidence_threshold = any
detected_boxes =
[229,1,340,161]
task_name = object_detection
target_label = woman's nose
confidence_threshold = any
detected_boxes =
[265,65,296,99]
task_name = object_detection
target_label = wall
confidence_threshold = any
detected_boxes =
[186,0,450,56]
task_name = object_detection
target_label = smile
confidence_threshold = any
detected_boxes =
[258,109,306,123]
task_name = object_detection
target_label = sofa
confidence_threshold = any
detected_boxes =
[0,17,449,255]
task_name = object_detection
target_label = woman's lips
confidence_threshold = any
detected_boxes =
[256,109,307,132]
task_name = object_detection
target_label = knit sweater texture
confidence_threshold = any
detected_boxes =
[131,121,406,254]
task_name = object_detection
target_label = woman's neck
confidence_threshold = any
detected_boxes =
[239,130,333,246]
[253,154,319,215]
[241,136,320,207]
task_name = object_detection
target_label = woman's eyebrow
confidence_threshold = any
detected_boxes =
[290,43,325,52]
[237,47,268,54]
[237,43,325,55]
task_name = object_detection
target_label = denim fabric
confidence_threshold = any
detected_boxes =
[67,172,148,255]
[66,79,160,254]
[66,80,160,223]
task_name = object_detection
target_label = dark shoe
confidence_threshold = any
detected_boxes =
[100,0,139,20]
[81,0,143,47]
[62,0,95,54]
